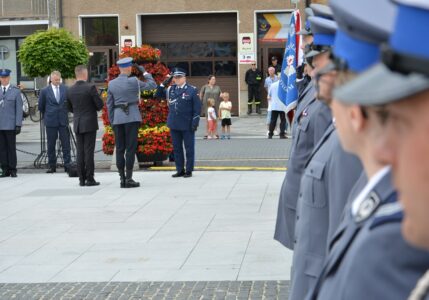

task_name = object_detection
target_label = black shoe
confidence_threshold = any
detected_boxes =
[184,172,192,178]
[0,169,10,177]
[9,170,17,178]
[124,178,140,188]
[279,135,287,139]
[172,171,185,178]
[46,167,56,174]
[268,135,273,139]
[79,180,85,186]
[85,180,100,186]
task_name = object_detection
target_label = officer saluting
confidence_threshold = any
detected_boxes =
[107,57,156,188]
[0,69,22,178]
[158,68,201,178]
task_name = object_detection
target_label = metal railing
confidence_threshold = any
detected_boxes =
[0,0,48,18]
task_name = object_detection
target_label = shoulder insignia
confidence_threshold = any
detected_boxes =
[354,191,381,223]
[369,199,403,229]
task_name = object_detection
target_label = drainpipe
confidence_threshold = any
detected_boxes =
[58,0,63,27]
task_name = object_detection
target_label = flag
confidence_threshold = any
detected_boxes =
[278,10,301,112]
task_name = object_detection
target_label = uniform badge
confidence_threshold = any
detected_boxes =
[302,108,308,117]
[355,191,381,223]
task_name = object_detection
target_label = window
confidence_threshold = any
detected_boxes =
[155,41,236,76]
[82,17,118,46]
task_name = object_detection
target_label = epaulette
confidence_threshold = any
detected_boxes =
[369,195,403,230]
[186,84,197,90]
[11,85,20,90]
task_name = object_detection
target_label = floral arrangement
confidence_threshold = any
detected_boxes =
[101,44,172,158]
[137,125,173,155]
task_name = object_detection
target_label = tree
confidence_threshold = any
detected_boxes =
[18,28,89,79]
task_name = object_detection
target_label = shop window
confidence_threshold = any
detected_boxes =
[191,61,213,76]
[82,17,118,46]
[167,42,189,58]
[189,42,213,58]
[215,61,236,76]
[214,42,236,57]
[167,62,189,75]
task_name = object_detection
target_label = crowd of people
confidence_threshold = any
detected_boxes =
[274,1,429,299]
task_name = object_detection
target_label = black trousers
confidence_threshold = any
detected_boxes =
[46,126,71,168]
[0,130,17,171]
[248,85,261,105]
[269,110,287,137]
[76,131,97,181]
[113,122,140,171]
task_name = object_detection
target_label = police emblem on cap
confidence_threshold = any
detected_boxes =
[355,191,381,223]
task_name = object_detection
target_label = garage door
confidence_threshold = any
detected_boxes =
[141,13,239,115]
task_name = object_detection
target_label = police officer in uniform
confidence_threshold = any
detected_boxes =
[0,69,22,178]
[107,57,156,188]
[157,68,201,178]
[244,61,263,114]
[274,5,332,250]
[305,1,429,299]
[288,14,363,300]
[312,1,429,299]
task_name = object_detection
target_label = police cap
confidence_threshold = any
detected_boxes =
[0,69,11,77]
[116,57,133,68]
[172,67,186,77]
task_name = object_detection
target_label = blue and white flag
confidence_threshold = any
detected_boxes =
[278,11,299,112]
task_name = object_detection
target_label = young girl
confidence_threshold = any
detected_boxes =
[207,98,217,139]
[219,92,232,139]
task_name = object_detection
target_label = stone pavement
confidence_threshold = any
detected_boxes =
[0,170,292,298]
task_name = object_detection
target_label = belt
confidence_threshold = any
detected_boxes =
[113,102,138,109]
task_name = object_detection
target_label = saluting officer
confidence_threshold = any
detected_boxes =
[157,68,201,178]
[107,57,156,188]
[0,69,22,178]
[288,12,363,300]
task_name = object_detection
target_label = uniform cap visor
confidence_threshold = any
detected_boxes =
[334,63,429,105]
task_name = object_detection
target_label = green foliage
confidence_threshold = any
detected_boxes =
[18,28,89,79]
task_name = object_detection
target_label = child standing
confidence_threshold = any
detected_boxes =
[207,98,217,139]
[219,92,232,139]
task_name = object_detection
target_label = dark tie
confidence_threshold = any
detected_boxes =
[2,87,5,95]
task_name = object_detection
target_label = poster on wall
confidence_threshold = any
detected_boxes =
[257,13,292,42]
[120,35,136,48]
[238,33,255,53]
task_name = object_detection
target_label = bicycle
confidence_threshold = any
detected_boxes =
[21,89,41,122]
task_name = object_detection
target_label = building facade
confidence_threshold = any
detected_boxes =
[62,0,306,115]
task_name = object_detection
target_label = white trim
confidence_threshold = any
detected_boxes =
[0,20,49,26]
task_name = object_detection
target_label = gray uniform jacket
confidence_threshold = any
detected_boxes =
[0,85,23,130]
[289,124,362,300]
[274,86,332,250]
[308,171,429,300]
[107,73,156,125]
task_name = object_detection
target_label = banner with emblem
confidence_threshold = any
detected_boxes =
[278,10,301,112]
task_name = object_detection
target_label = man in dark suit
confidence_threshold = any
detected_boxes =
[38,70,71,173]
[66,65,104,186]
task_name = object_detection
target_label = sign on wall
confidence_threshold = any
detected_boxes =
[120,35,136,48]
[257,13,292,42]
[238,33,255,64]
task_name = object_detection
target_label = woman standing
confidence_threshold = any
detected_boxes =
[199,75,221,138]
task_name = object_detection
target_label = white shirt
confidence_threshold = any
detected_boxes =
[207,107,216,120]
[51,84,60,100]
[351,166,391,216]
[1,84,10,93]
[268,81,287,112]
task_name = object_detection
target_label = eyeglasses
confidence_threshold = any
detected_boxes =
[382,44,429,77]
[251,64,256,65]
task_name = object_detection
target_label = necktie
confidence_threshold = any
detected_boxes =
[3,87,6,95]
[55,86,60,103]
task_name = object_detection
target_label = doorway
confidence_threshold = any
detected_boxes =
[258,44,285,108]
[87,46,118,85]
